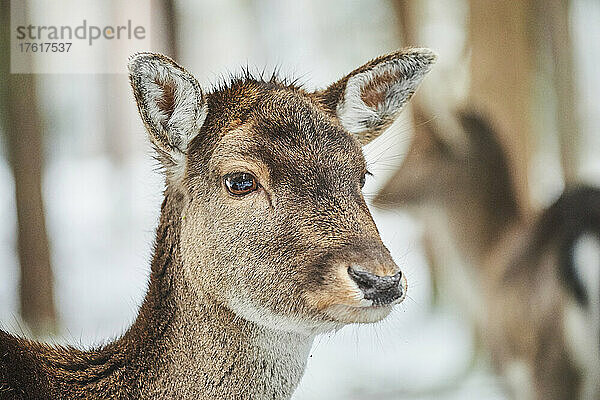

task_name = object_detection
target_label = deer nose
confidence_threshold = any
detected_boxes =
[347,266,404,306]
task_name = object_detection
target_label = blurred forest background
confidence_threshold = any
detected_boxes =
[1,1,599,399]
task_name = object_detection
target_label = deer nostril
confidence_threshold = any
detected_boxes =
[347,266,403,305]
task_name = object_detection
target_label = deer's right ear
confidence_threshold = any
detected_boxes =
[317,48,436,145]
[128,53,207,178]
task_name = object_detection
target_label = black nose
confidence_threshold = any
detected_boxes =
[347,266,403,306]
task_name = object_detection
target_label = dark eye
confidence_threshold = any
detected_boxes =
[224,172,258,196]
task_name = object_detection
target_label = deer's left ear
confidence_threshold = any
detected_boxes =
[317,48,436,145]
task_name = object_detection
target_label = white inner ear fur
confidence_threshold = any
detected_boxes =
[129,54,207,180]
[336,53,434,135]
[144,70,206,151]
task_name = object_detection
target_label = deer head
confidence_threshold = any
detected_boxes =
[128,49,435,335]
[374,110,513,209]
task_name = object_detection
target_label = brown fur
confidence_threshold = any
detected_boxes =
[0,49,435,399]
[361,70,403,108]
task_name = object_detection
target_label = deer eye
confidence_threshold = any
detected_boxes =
[224,172,258,196]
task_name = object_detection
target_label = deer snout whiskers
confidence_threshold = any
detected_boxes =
[347,265,406,307]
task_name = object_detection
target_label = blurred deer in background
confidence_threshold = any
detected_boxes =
[0,49,435,399]
[374,110,600,400]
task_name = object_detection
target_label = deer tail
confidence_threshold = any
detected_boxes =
[533,186,600,307]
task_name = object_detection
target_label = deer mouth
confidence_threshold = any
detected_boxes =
[324,302,397,324]
[354,293,406,309]
[319,272,407,324]
[303,261,407,324]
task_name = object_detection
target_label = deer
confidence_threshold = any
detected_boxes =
[374,109,600,400]
[0,48,436,399]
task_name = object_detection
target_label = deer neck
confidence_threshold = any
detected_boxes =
[441,177,523,268]
[133,282,313,400]
[49,190,313,399]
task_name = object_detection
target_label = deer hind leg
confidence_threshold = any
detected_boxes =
[532,326,581,400]
[564,233,600,399]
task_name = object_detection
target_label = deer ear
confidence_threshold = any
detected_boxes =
[128,53,207,178]
[317,48,436,145]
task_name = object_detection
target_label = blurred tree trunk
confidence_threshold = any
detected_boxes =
[104,0,178,165]
[161,0,178,60]
[535,0,579,185]
[0,1,58,336]
[393,1,443,308]
[394,0,420,47]
[468,0,536,212]
[393,1,428,117]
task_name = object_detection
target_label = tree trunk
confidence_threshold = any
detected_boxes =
[468,0,536,212]
[0,1,58,336]
[536,0,579,185]
[393,0,420,47]
[104,0,179,165]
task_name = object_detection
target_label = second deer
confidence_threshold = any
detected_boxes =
[375,110,600,400]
